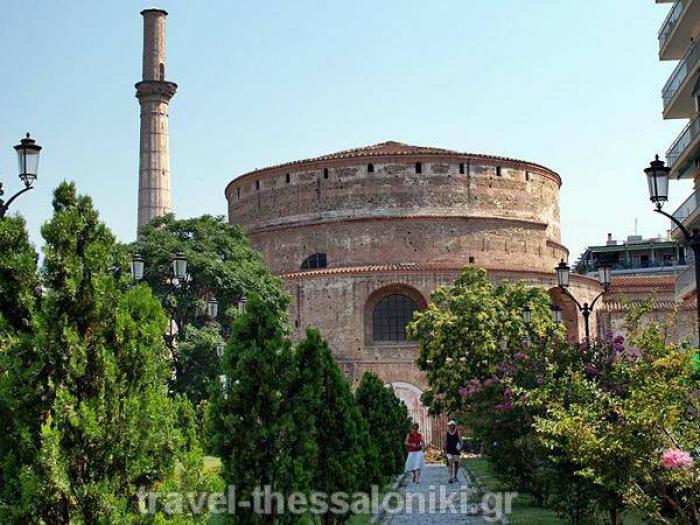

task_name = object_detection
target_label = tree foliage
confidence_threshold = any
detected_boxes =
[132,214,289,405]
[207,294,314,524]
[410,266,700,524]
[0,183,211,524]
[355,372,412,484]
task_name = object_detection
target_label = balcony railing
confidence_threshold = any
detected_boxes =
[667,113,700,167]
[659,0,686,52]
[662,39,700,108]
[672,186,700,224]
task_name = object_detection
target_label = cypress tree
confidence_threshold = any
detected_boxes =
[307,331,370,525]
[0,183,205,523]
[208,293,310,524]
[355,372,411,482]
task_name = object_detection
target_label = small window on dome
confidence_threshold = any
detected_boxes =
[496,166,502,177]
[459,163,465,174]
[415,162,422,174]
[286,173,290,184]
[301,253,327,270]
[368,163,374,173]
[256,180,260,190]
[323,168,329,179]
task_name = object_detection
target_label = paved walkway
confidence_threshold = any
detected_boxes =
[382,464,492,524]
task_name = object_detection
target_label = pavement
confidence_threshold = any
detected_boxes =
[381,464,495,524]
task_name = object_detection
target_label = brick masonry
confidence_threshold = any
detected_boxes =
[225,142,602,444]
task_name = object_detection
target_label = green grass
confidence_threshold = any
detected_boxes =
[463,457,650,525]
[464,457,568,525]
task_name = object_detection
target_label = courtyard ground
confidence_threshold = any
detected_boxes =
[382,464,492,524]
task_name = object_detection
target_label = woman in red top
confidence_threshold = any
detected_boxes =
[404,423,426,482]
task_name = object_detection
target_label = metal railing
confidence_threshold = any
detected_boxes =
[662,39,700,108]
[672,186,700,224]
[659,0,686,52]
[667,113,700,167]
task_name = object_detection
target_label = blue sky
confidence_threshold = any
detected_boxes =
[0,1,691,261]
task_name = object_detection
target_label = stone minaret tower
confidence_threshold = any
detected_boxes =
[136,8,177,234]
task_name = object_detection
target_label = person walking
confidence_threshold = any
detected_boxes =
[444,420,463,483]
[404,423,425,483]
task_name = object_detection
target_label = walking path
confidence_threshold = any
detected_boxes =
[382,464,493,524]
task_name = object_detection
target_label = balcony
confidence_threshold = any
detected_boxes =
[659,1,700,60]
[662,39,700,118]
[666,113,700,178]
[659,1,687,59]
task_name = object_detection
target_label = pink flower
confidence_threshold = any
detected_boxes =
[662,448,694,470]
[514,352,527,361]
[503,388,513,399]
[495,401,513,412]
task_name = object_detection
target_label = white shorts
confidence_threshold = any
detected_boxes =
[446,453,459,461]
[405,451,424,472]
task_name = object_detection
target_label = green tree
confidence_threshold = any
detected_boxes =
[0,183,209,524]
[132,215,289,406]
[208,294,312,524]
[0,216,42,521]
[355,372,411,483]
[308,331,370,525]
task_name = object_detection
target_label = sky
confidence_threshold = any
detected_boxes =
[0,0,693,261]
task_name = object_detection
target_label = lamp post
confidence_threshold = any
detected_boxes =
[0,134,42,219]
[644,155,700,339]
[555,260,611,341]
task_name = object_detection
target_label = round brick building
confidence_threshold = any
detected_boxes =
[225,141,601,443]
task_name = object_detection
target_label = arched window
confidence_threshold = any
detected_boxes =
[159,63,165,80]
[372,294,418,342]
[301,253,327,270]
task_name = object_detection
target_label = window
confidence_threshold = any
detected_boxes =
[459,163,465,174]
[300,253,327,270]
[367,163,374,173]
[372,294,418,342]
[237,188,240,200]
[496,166,502,177]
[525,171,530,181]
[323,168,329,179]
[159,63,165,81]
[286,173,290,184]
[256,180,260,190]
[415,162,422,174]
[468,256,475,263]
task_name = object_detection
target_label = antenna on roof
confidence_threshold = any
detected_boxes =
[634,217,638,236]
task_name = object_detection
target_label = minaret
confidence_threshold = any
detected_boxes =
[136,8,177,234]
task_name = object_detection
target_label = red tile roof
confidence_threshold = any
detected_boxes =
[226,141,561,195]
[280,263,598,284]
[608,275,676,292]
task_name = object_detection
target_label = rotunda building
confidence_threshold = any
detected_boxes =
[225,141,601,443]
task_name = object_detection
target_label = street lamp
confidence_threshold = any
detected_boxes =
[522,306,533,325]
[206,297,219,319]
[131,253,145,281]
[550,304,563,324]
[216,341,225,359]
[0,133,42,219]
[644,155,700,342]
[238,296,247,314]
[555,259,611,341]
[172,252,188,281]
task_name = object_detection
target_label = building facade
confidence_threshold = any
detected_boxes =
[577,232,687,277]
[657,0,700,309]
[225,141,602,443]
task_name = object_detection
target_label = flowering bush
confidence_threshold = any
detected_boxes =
[410,267,700,524]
